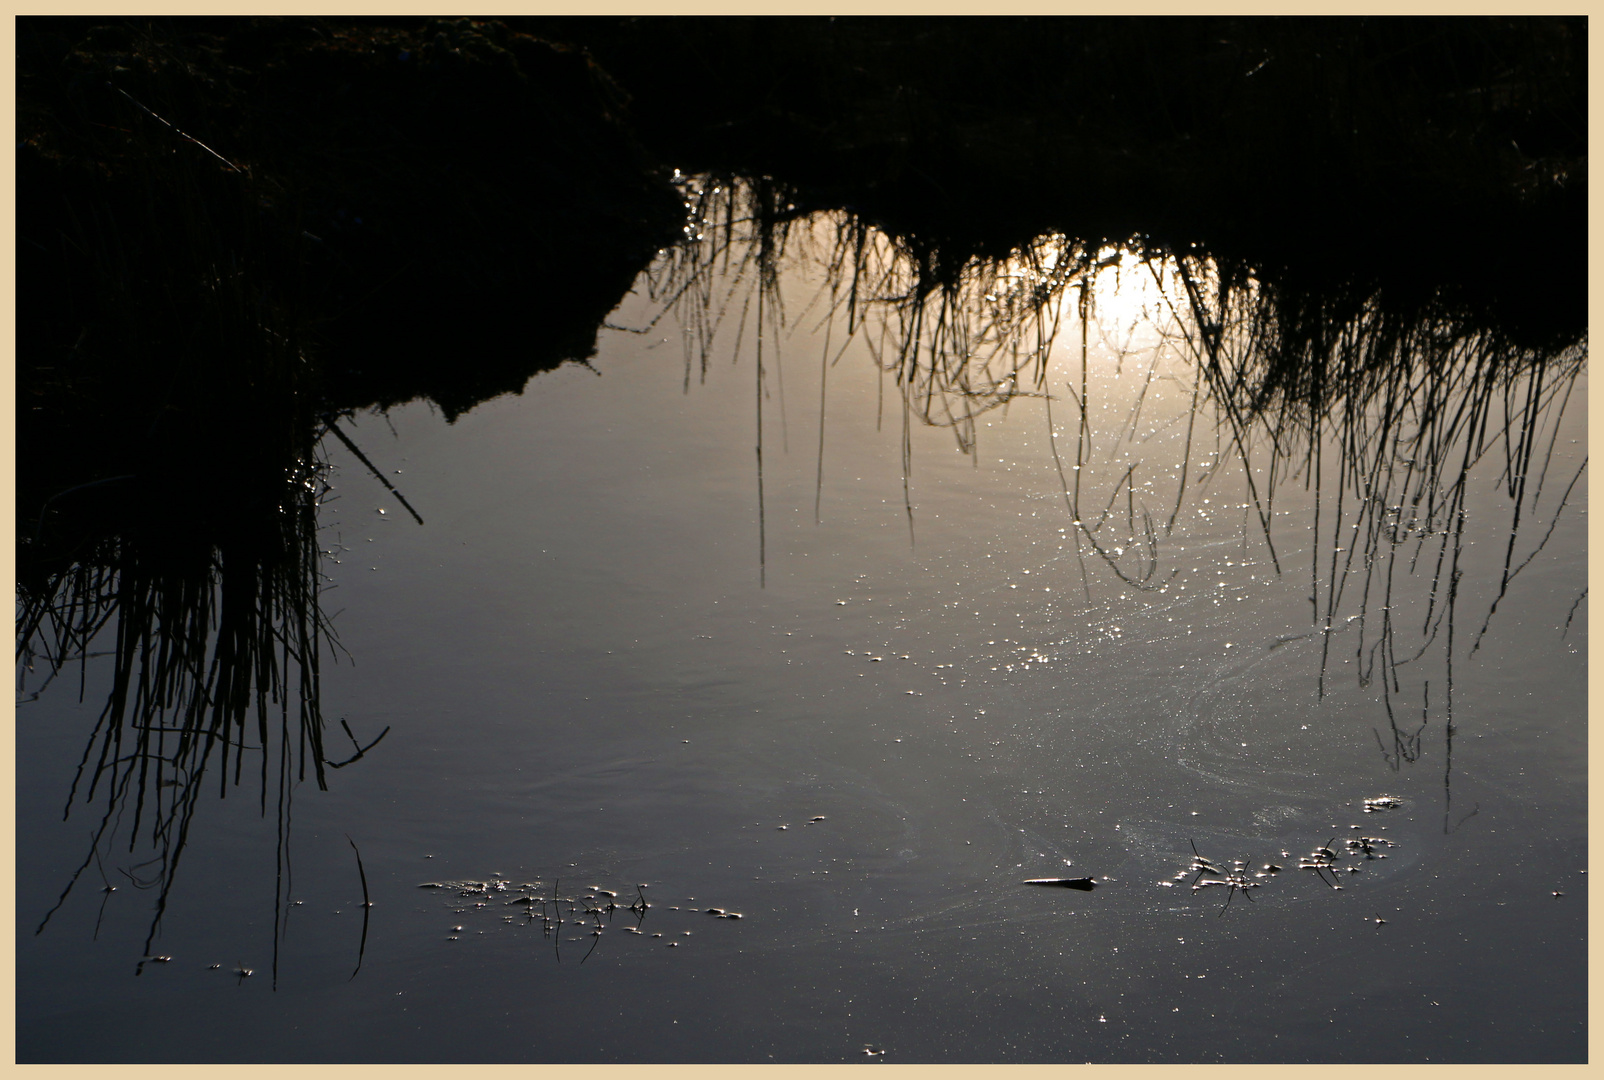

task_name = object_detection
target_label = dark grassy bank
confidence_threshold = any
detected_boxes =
[19,17,682,424]
[527,15,1585,347]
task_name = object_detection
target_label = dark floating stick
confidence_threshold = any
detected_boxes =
[1023,877,1098,890]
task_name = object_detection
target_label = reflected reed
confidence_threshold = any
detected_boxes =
[19,438,334,971]
[650,176,1587,808]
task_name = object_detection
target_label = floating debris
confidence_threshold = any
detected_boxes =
[1185,840,1223,883]
[1297,838,1345,889]
[1363,795,1403,813]
[417,878,541,897]
[424,874,738,962]
[1023,877,1098,890]
[1347,836,1396,858]
[1191,856,1260,914]
[862,1045,885,1057]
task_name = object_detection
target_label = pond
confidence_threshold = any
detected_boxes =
[16,181,1587,1062]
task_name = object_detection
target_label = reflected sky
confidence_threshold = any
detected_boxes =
[16,184,1587,1063]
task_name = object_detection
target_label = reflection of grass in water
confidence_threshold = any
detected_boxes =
[652,175,1586,801]
[19,448,334,971]
[645,176,1115,564]
[1169,256,1586,809]
[652,175,1099,450]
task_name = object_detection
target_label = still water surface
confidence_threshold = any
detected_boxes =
[17,215,1587,1062]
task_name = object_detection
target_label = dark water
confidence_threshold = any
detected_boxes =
[17,207,1586,1062]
